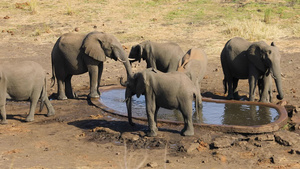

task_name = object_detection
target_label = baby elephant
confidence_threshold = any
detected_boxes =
[0,61,55,124]
[121,68,200,136]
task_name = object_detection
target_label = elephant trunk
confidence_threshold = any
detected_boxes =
[272,63,284,100]
[125,88,134,126]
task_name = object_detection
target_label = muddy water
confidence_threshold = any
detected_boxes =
[100,89,279,126]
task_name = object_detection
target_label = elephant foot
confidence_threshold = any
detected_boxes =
[226,95,234,100]
[47,110,55,117]
[233,92,240,100]
[57,95,68,100]
[88,93,100,99]
[25,117,34,122]
[147,130,158,137]
[1,120,8,125]
[181,128,194,136]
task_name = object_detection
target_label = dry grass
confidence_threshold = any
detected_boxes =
[0,0,299,56]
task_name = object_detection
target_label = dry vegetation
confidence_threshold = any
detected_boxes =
[1,0,299,57]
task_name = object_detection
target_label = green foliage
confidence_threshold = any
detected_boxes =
[264,8,272,23]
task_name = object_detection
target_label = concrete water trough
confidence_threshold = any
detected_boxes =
[91,85,288,134]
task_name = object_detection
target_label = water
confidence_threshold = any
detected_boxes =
[99,89,280,126]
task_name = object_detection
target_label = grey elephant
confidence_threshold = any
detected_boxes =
[128,40,184,72]
[120,68,200,136]
[258,75,273,102]
[177,48,208,106]
[221,37,283,102]
[0,61,55,124]
[51,31,132,100]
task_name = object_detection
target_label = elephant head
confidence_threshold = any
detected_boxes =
[128,41,152,66]
[247,41,284,100]
[82,31,133,78]
[120,71,147,125]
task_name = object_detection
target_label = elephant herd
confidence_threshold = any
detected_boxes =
[0,31,284,137]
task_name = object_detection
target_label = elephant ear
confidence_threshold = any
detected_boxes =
[247,43,266,73]
[82,31,106,62]
[135,73,146,98]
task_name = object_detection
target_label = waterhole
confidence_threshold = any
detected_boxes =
[99,89,280,126]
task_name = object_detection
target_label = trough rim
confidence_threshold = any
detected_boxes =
[91,85,288,134]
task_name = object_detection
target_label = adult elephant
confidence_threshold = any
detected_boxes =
[128,40,184,72]
[221,37,283,102]
[120,68,200,136]
[177,48,208,106]
[51,31,132,100]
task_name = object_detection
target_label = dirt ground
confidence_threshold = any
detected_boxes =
[1,1,300,168]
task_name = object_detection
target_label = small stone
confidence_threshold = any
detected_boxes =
[212,135,237,148]
[147,162,158,168]
[74,27,79,32]
[186,143,200,153]
[276,100,288,106]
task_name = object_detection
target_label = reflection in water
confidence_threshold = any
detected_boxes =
[100,89,279,126]
[222,104,278,126]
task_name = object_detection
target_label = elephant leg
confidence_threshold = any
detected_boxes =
[57,79,67,100]
[248,66,259,101]
[26,94,40,122]
[85,57,100,98]
[180,104,194,136]
[248,75,257,102]
[65,75,76,99]
[233,78,239,100]
[260,75,272,103]
[97,62,104,96]
[227,78,234,100]
[146,99,158,137]
[44,97,55,117]
[0,103,7,124]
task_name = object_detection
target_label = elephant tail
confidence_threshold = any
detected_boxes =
[39,78,47,112]
[50,59,56,88]
[223,78,227,94]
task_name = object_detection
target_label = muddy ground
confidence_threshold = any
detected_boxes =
[0,38,299,169]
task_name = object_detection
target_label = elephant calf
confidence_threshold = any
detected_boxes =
[177,48,208,106]
[121,68,200,136]
[0,61,55,124]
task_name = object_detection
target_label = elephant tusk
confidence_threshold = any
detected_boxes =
[117,57,126,63]
[128,58,136,61]
[122,97,129,103]
[270,70,276,80]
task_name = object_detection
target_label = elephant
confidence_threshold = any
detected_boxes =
[120,68,200,136]
[258,74,273,102]
[220,37,283,102]
[51,31,133,100]
[177,48,208,106]
[0,61,55,124]
[128,40,184,72]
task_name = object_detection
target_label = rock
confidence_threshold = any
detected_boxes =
[74,27,79,32]
[147,162,158,168]
[91,127,120,136]
[121,132,140,141]
[255,134,275,141]
[276,100,288,106]
[212,135,237,148]
[186,143,200,153]
[274,131,300,146]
